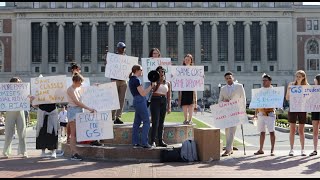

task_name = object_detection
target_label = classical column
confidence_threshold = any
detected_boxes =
[243,21,252,72]
[210,21,219,73]
[260,21,268,72]
[107,21,115,53]
[90,21,98,73]
[227,21,235,72]
[124,21,132,56]
[40,22,48,74]
[56,22,65,74]
[142,21,150,58]
[159,21,167,57]
[176,21,185,64]
[194,20,202,65]
[73,21,82,65]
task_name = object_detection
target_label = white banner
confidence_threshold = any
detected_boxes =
[289,85,320,112]
[81,82,120,112]
[0,83,30,111]
[31,75,68,105]
[170,66,205,91]
[210,98,248,129]
[249,87,284,109]
[76,111,114,142]
[141,57,172,82]
[105,53,139,81]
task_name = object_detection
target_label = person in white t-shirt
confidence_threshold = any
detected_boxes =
[58,106,68,137]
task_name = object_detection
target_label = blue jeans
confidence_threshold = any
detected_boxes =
[132,95,150,146]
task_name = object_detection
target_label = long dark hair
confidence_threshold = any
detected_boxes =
[149,48,161,58]
[183,54,194,66]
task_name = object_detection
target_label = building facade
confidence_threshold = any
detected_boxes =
[0,2,319,105]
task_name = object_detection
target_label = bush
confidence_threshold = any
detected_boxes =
[277,113,288,119]
[30,111,37,119]
[246,109,255,115]
[276,119,289,128]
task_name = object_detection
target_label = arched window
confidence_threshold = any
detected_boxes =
[305,38,320,72]
[0,42,3,72]
[307,39,319,54]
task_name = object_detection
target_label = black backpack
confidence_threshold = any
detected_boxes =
[160,147,184,162]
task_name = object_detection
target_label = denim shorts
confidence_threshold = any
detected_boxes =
[67,106,84,122]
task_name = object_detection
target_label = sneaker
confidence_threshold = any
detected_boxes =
[301,150,306,156]
[158,141,168,147]
[22,152,28,158]
[114,118,124,124]
[289,149,294,156]
[133,144,141,149]
[40,151,47,158]
[142,144,152,149]
[90,140,103,146]
[71,153,83,161]
[151,142,156,148]
[51,150,57,158]
[188,120,193,125]
[56,150,64,157]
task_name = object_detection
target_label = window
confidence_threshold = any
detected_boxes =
[151,2,157,8]
[51,66,56,73]
[0,42,3,72]
[201,22,212,62]
[166,22,178,61]
[148,22,160,52]
[236,2,242,7]
[114,22,126,53]
[314,20,319,30]
[267,22,277,61]
[83,2,89,8]
[48,22,58,63]
[220,66,225,72]
[97,22,108,62]
[186,2,192,8]
[307,20,312,30]
[31,23,42,63]
[252,2,259,7]
[169,2,175,8]
[133,2,140,8]
[99,2,106,8]
[35,67,40,73]
[131,22,143,59]
[64,22,75,62]
[116,2,123,8]
[184,22,195,59]
[268,2,275,7]
[253,84,261,89]
[219,2,226,7]
[237,66,242,72]
[33,2,40,8]
[100,66,105,73]
[0,20,2,33]
[253,65,258,71]
[66,2,73,8]
[81,22,91,62]
[204,66,208,72]
[67,66,71,72]
[269,65,274,71]
[203,2,209,8]
[84,66,89,73]
[218,22,228,61]
[307,39,319,54]
[307,59,319,71]
[251,22,261,61]
[50,2,56,8]
[234,22,244,61]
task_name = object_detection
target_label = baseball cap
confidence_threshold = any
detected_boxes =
[117,42,126,48]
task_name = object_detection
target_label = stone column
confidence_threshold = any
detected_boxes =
[210,21,219,73]
[176,21,185,64]
[260,21,269,72]
[227,21,235,72]
[142,21,150,58]
[159,21,167,57]
[194,20,202,65]
[73,21,82,65]
[243,21,252,72]
[56,22,65,74]
[124,21,132,56]
[40,22,48,74]
[90,21,98,73]
[107,21,115,53]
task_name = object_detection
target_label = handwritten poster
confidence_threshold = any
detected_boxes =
[141,58,172,82]
[65,77,90,88]
[105,52,139,81]
[289,85,320,112]
[249,87,284,109]
[31,75,68,105]
[76,111,114,142]
[0,83,30,111]
[170,66,205,91]
[81,82,120,112]
[210,98,248,129]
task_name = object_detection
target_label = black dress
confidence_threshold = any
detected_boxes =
[36,104,58,150]
[181,91,194,106]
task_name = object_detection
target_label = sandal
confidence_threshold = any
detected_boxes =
[254,150,264,155]
[309,151,317,156]
[270,152,275,156]
[183,120,188,125]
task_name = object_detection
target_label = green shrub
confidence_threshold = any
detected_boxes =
[246,109,255,115]
[30,111,37,119]
[277,113,288,119]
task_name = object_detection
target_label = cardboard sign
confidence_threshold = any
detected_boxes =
[249,87,284,109]
[0,83,30,111]
[170,66,205,91]
[141,57,172,82]
[289,85,320,112]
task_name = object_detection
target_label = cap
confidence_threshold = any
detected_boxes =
[117,42,126,48]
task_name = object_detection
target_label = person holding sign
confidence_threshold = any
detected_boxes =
[144,48,162,98]
[253,74,276,156]
[128,64,156,149]
[310,74,320,156]
[149,66,171,147]
[286,70,309,156]
[178,54,197,125]
[67,73,96,161]
[2,77,28,158]
[218,72,246,157]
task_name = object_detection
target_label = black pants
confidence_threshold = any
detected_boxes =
[36,115,58,150]
[150,96,167,144]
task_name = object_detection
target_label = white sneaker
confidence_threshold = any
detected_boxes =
[289,149,294,156]
[22,152,28,158]
[40,151,46,158]
[301,150,306,156]
[51,151,57,158]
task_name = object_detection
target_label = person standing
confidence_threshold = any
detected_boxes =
[310,74,320,156]
[58,106,68,137]
[149,66,171,147]
[128,64,156,148]
[218,72,246,157]
[178,54,197,125]
[253,74,276,156]
[286,70,309,156]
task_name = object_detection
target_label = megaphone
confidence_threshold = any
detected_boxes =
[148,70,160,82]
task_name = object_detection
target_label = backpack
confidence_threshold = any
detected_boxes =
[180,139,198,162]
[160,147,183,163]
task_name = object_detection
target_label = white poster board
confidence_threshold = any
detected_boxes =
[141,58,172,82]
[81,82,120,112]
[0,83,30,111]
[76,111,114,142]
[289,85,320,112]
[170,66,205,91]
[249,87,284,109]
[210,98,248,129]
[65,77,90,88]
[31,75,68,105]
[105,53,139,81]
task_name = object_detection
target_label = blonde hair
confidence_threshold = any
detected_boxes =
[294,70,308,85]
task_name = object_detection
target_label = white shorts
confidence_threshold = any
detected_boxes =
[257,112,276,133]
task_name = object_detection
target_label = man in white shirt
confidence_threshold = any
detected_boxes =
[58,106,68,137]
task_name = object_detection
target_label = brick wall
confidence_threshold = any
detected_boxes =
[3,19,12,33]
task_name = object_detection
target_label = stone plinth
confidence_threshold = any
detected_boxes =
[194,128,221,161]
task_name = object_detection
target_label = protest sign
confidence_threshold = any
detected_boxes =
[170,66,204,91]
[141,58,172,82]
[0,83,30,111]
[210,98,248,129]
[76,111,114,142]
[31,75,68,105]
[81,82,120,112]
[105,53,138,81]
[249,87,284,109]
[289,85,320,112]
